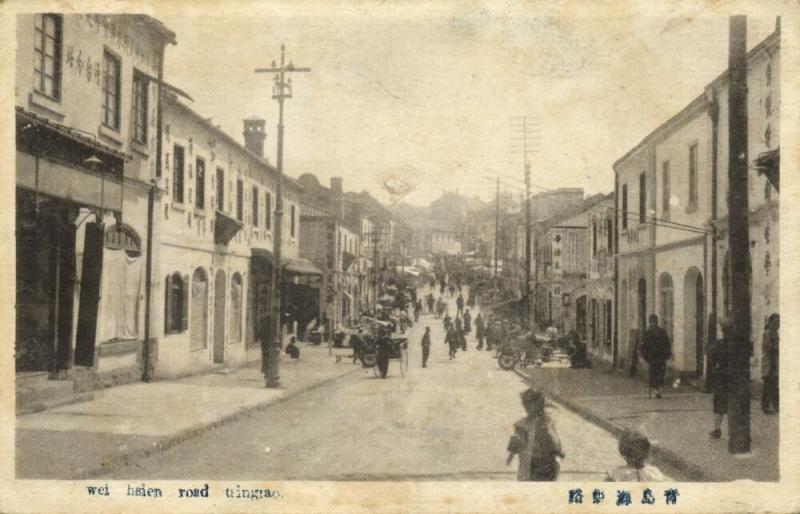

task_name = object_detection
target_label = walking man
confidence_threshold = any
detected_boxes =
[421,327,431,368]
[641,314,672,399]
[427,293,435,315]
[376,329,392,379]
[475,312,485,350]
[446,326,459,359]
[456,294,465,317]
[463,308,472,335]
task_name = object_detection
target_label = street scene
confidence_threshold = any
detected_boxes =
[11,4,782,496]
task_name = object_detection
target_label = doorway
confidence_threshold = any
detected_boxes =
[684,267,704,375]
[213,269,226,364]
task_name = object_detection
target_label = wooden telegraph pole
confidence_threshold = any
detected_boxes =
[255,45,310,388]
[727,15,752,454]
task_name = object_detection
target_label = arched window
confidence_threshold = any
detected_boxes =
[190,268,208,350]
[659,273,674,342]
[165,272,187,334]
[230,272,243,343]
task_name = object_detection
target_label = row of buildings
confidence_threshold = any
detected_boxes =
[451,25,780,387]
[14,13,399,395]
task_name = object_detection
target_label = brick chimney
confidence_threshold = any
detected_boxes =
[243,116,266,157]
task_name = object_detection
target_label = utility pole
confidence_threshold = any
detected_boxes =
[512,116,538,328]
[494,177,500,279]
[255,45,310,388]
[727,15,751,454]
[373,228,381,315]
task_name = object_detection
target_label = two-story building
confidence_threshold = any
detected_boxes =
[613,24,780,385]
[15,14,176,393]
[156,96,314,378]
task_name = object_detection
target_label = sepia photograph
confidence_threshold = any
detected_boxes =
[1,0,798,512]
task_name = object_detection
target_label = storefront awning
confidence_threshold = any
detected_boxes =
[285,257,323,276]
[251,249,322,276]
[214,210,243,246]
[17,107,131,163]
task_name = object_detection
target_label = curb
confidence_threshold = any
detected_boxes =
[72,364,362,480]
[513,368,712,481]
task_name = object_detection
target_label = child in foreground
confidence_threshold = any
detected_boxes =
[507,388,564,481]
[606,429,665,481]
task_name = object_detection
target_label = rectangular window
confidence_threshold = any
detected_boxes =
[132,70,148,144]
[621,184,628,230]
[173,145,184,203]
[639,172,646,224]
[33,14,62,100]
[216,168,224,211]
[592,221,597,257]
[252,186,259,227]
[688,143,698,208]
[236,179,244,221]
[102,50,121,130]
[265,192,272,230]
[606,217,613,253]
[662,160,671,214]
[290,204,296,238]
[195,158,205,210]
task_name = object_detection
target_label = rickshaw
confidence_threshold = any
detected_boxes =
[356,317,409,377]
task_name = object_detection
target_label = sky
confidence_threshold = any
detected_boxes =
[156,1,778,207]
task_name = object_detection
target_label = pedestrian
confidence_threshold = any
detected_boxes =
[446,326,459,359]
[708,319,733,439]
[455,315,462,334]
[443,314,452,332]
[506,388,564,481]
[605,429,665,482]
[350,329,365,364]
[285,337,300,359]
[421,327,431,368]
[375,329,392,379]
[640,314,672,399]
[762,313,780,414]
[467,290,476,308]
[449,284,456,298]
[427,294,435,315]
[456,294,465,316]
[463,309,472,335]
[414,300,422,322]
[459,327,467,351]
[475,313,485,350]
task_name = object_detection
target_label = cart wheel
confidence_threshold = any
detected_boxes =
[362,352,377,368]
[399,347,409,377]
[498,354,517,371]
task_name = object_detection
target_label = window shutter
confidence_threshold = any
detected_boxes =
[165,274,173,333]
[74,222,104,367]
[182,274,190,331]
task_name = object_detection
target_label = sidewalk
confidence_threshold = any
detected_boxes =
[516,364,779,482]
[16,344,360,479]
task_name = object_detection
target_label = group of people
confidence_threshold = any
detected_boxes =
[640,311,780,440]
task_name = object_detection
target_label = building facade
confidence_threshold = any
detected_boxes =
[15,14,175,389]
[156,96,312,378]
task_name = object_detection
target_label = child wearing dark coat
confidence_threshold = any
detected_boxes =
[507,388,564,481]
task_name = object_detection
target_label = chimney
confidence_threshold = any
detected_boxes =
[243,116,267,158]
[330,177,343,195]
